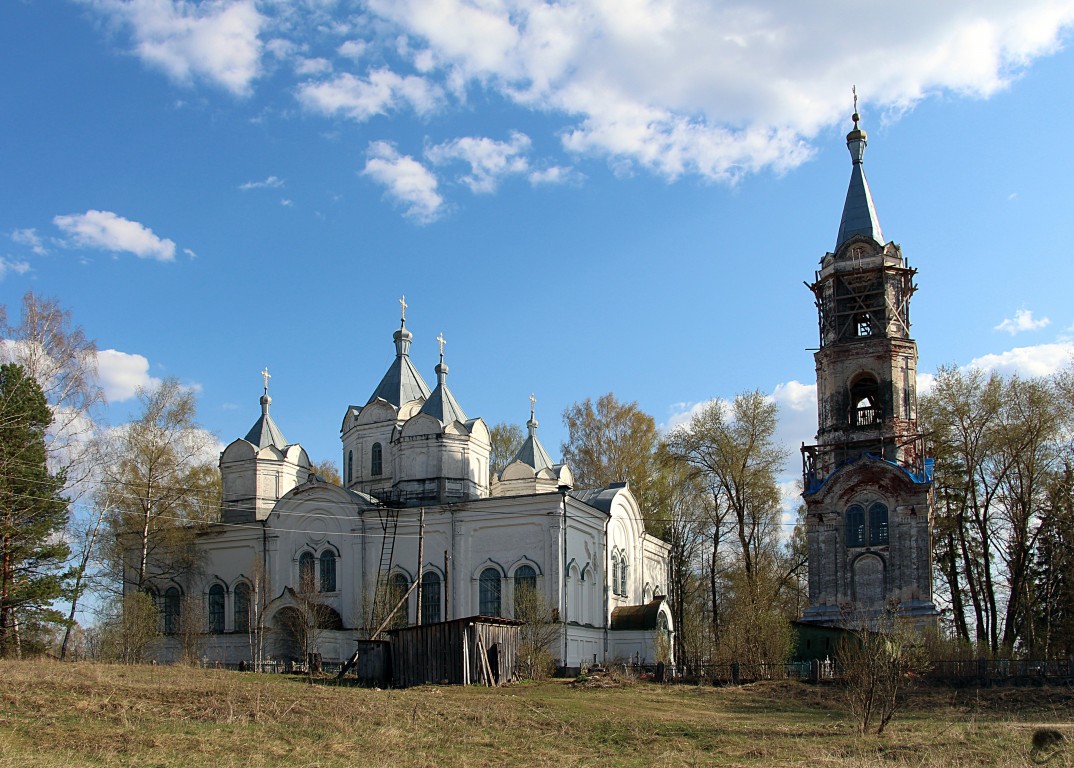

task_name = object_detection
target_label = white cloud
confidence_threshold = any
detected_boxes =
[0,257,31,280]
[295,56,332,75]
[239,175,284,190]
[297,69,442,121]
[362,141,444,224]
[53,210,177,262]
[968,341,1074,379]
[995,308,1051,335]
[366,0,1074,180]
[528,165,580,186]
[426,132,532,193]
[916,372,937,396]
[97,349,162,402]
[11,228,47,255]
[95,0,265,96]
[280,198,293,207]
[337,39,366,60]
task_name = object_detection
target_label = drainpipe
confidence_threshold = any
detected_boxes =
[603,511,610,663]
[558,485,570,671]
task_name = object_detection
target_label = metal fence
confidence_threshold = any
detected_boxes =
[662,658,1074,686]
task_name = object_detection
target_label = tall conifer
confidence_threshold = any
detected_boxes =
[0,363,71,656]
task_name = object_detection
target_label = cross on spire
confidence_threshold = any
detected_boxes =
[530,392,536,417]
[852,85,859,129]
[261,367,271,394]
[399,294,407,324]
[436,332,447,358]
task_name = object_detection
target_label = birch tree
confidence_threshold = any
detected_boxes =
[102,378,219,592]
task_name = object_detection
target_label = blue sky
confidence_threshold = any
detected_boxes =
[3,1,1074,511]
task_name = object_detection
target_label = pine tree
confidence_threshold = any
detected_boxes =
[0,363,71,657]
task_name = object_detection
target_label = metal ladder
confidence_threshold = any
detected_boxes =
[368,505,399,631]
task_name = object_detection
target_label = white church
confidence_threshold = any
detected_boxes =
[139,307,673,671]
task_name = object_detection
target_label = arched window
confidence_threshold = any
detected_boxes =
[319,550,337,593]
[612,554,621,596]
[479,568,501,616]
[299,551,316,591]
[389,572,409,627]
[371,443,383,476]
[846,505,866,548]
[421,571,441,624]
[514,565,537,596]
[347,450,353,484]
[163,587,181,634]
[208,584,225,633]
[234,582,251,633]
[869,502,889,546]
[619,557,629,597]
[850,375,881,427]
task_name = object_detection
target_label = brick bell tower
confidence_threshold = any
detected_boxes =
[800,102,937,626]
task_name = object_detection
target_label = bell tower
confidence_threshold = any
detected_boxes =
[800,103,937,626]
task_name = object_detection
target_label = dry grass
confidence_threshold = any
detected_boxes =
[0,660,1072,767]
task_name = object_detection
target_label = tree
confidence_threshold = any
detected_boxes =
[663,392,793,662]
[664,392,785,586]
[102,378,219,592]
[273,567,340,671]
[1031,462,1074,658]
[649,449,709,667]
[312,458,341,485]
[513,583,560,680]
[921,366,1072,653]
[0,363,72,657]
[97,591,160,664]
[177,593,208,665]
[0,292,102,485]
[562,393,658,517]
[837,609,929,735]
[488,421,525,481]
[1,293,103,658]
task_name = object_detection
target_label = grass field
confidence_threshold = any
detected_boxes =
[1,660,1072,767]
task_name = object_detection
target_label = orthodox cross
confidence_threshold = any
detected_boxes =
[852,85,859,128]
[530,392,536,418]
[436,332,447,357]
[261,367,271,393]
[399,294,407,323]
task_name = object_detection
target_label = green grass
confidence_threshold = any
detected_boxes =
[0,660,1071,767]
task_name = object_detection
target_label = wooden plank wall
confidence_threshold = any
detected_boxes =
[390,619,521,688]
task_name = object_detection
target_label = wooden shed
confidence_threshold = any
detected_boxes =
[387,616,523,688]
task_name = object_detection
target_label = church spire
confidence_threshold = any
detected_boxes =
[244,367,287,449]
[509,393,554,472]
[835,88,884,250]
[419,332,468,424]
[367,298,432,407]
